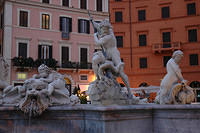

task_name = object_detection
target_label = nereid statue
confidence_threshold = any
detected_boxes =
[156,50,195,104]
[1,64,79,116]
[88,18,140,105]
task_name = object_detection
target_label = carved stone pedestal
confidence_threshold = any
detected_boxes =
[88,77,139,105]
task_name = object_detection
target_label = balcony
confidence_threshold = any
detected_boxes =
[61,62,92,70]
[152,42,181,54]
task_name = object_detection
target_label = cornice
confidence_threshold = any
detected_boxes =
[7,0,109,17]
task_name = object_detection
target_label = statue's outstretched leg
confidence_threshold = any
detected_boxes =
[118,65,132,98]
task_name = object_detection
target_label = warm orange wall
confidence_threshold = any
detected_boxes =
[110,0,200,88]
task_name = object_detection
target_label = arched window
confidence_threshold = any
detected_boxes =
[139,82,149,87]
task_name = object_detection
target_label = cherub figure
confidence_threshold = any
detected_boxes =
[33,64,67,96]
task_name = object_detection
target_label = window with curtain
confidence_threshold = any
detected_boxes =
[42,14,50,29]
[78,19,90,34]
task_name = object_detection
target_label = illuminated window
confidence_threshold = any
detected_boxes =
[17,73,27,80]
[38,45,52,59]
[80,75,88,80]
[42,14,50,29]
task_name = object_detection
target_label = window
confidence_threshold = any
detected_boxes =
[14,82,24,86]
[116,36,123,48]
[80,75,88,80]
[18,43,27,58]
[61,46,69,65]
[163,56,171,67]
[115,11,123,22]
[139,34,146,46]
[139,58,147,68]
[60,17,72,32]
[80,48,88,63]
[78,19,90,34]
[62,0,69,7]
[96,0,102,12]
[19,11,28,27]
[17,73,27,80]
[138,10,146,21]
[188,29,197,42]
[190,54,198,66]
[42,0,49,4]
[162,6,170,18]
[187,3,196,15]
[38,45,52,59]
[80,0,87,9]
[162,32,171,48]
[42,14,50,29]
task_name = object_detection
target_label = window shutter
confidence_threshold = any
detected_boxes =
[81,48,88,63]
[49,45,52,59]
[38,45,41,59]
[24,12,28,27]
[60,17,63,31]
[78,19,81,33]
[87,20,90,34]
[69,18,72,32]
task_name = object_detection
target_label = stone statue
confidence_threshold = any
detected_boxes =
[0,56,9,104]
[156,50,195,104]
[2,64,79,116]
[88,18,140,105]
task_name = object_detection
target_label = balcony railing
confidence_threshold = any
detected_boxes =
[61,62,92,69]
[152,42,181,53]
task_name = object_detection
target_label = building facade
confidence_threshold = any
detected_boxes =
[110,0,200,89]
[0,0,109,93]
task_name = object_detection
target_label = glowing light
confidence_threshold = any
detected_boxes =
[17,73,27,80]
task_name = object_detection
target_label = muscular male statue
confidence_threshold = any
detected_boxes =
[90,18,131,96]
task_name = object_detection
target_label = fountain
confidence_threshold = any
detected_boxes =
[0,20,199,133]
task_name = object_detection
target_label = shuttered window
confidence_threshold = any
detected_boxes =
[62,0,69,7]
[80,48,88,63]
[188,29,197,42]
[138,10,146,21]
[42,0,49,4]
[62,46,69,65]
[80,0,87,9]
[163,56,171,67]
[18,43,27,58]
[97,0,102,12]
[38,45,52,59]
[115,11,123,22]
[187,3,196,15]
[190,54,198,66]
[60,17,72,32]
[19,11,28,27]
[78,19,90,34]
[139,34,146,46]
[42,14,50,29]
[162,32,171,48]
[162,6,170,18]
[116,36,123,48]
[140,58,147,68]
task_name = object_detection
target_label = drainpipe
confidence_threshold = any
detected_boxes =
[129,0,133,68]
